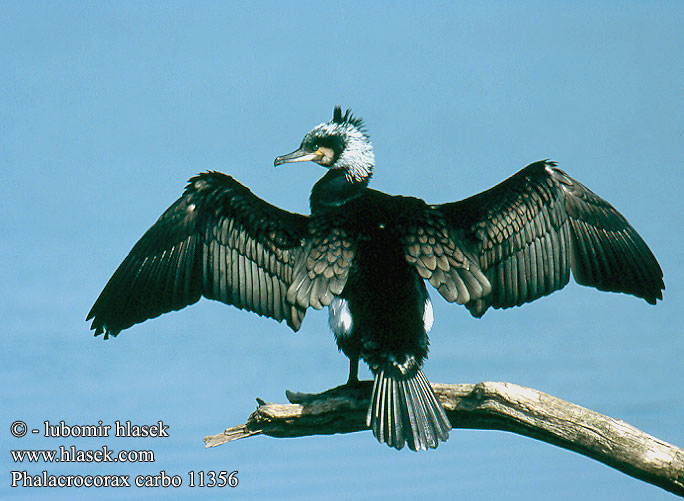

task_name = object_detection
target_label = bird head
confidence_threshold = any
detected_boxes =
[274,107,375,182]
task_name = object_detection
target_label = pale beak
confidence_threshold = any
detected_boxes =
[274,148,323,166]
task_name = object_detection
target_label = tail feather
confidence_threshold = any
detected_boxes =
[366,364,451,451]
[389,376,404,447]
[415,369,450,439]
[405,374,435,446]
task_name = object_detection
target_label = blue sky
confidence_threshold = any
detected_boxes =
[2,2,682,500]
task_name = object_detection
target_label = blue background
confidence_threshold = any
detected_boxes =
[2,2,682,500]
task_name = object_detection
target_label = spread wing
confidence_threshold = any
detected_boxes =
[403,160,664,317]
[87,171,310,338]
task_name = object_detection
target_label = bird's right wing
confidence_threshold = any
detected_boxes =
[87,171,310,338]
[433,161,664,317]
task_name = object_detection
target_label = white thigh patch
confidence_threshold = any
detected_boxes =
[423,296,434,333]
[329,297,354,338]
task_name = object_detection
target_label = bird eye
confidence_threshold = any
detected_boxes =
[311,143,319,151]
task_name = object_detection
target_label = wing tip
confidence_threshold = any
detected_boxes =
[86,311,121,340]
[641,283,664,305]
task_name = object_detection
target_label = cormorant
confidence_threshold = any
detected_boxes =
[87,107,664,451]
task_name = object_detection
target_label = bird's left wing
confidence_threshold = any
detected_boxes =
[87,171,310,338]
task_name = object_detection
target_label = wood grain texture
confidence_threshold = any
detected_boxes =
[204,381,684,497]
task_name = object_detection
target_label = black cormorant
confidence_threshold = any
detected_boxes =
[87,107,664,451]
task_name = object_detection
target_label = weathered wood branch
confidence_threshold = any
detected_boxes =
[204,381,684,497]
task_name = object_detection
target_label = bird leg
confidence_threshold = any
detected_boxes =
[285,380,372,405]
[345,355,360,387]
[286,356,369,404]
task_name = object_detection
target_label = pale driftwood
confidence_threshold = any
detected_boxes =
[203,381,684,497]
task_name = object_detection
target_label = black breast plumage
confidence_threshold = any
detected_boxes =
[87,107,664,452]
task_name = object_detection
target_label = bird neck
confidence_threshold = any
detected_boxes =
[310,169,370,212]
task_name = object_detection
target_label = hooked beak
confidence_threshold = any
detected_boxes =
[274,148,323,167]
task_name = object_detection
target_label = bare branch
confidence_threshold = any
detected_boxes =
[203,381,684,497]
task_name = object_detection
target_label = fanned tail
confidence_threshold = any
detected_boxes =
[366,363,451,451]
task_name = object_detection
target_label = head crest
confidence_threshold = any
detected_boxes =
[332,106,366,132]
